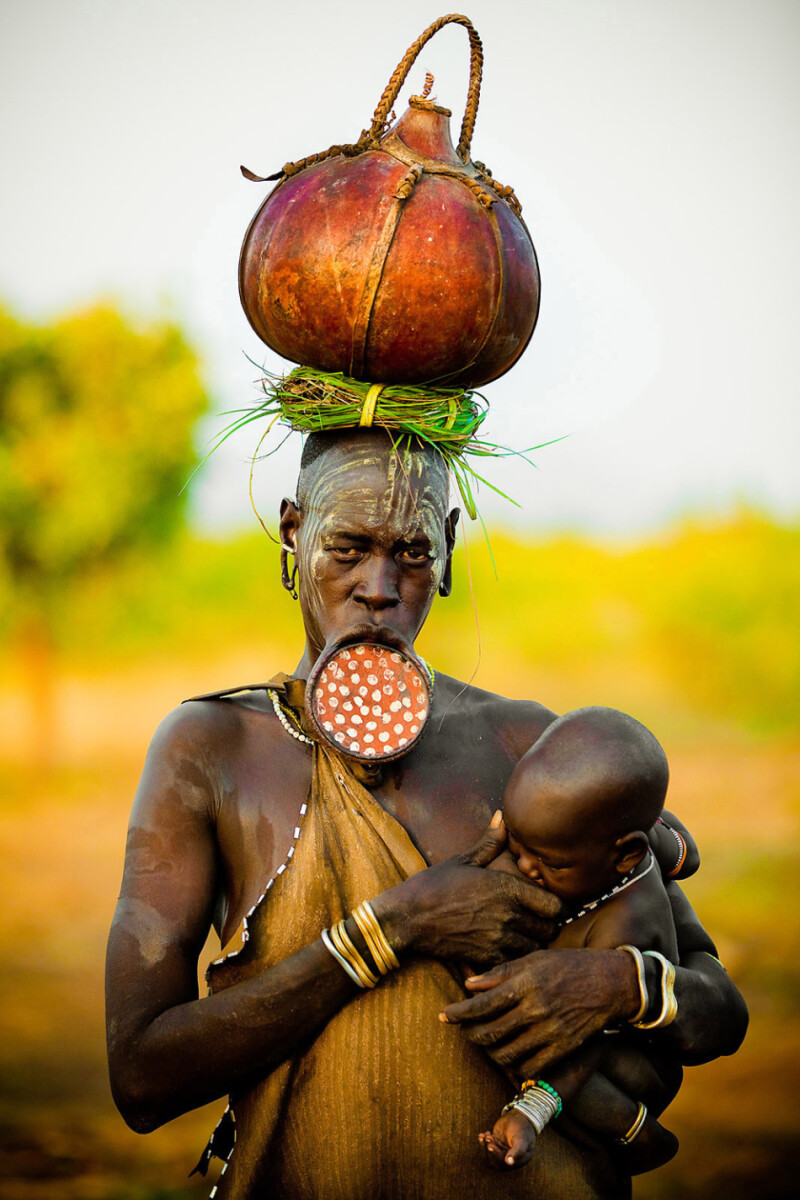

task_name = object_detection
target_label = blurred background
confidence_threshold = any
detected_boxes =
[0,1,797,1196]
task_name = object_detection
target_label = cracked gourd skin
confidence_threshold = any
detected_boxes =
[239,97,540,387]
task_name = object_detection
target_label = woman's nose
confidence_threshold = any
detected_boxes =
[353,555,400,610]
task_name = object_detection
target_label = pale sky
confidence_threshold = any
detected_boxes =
[1,0,798,534]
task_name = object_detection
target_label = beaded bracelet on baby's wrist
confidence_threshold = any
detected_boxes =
[501,1079,563,1136]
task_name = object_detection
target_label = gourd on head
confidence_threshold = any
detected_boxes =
[240,14,540,389]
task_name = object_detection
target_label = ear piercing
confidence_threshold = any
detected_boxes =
[280,543,299,600]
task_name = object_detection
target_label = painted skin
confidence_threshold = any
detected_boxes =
[282,436,454,673]
[106,430,748,1187]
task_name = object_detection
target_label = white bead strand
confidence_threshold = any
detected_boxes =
[268,688,314,745]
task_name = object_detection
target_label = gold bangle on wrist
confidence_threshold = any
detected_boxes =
[618,944,649,1024]
[362,901,399,968]
[352,901,399,975]
[322,904,399,990]
[321,928,365,988]
[633,951,678,1030]
[330,919,379,989]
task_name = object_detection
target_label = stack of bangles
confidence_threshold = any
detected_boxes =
[501,1080,563,1136]
[657,817,688,877]
[618,945,679,1030]
[321,901,399,988]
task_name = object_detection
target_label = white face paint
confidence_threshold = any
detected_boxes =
[292,434,452,663]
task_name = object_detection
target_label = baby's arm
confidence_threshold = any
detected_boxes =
[480,1040,606,1168]
[481,877,680,1171]
[544,881,680,1168]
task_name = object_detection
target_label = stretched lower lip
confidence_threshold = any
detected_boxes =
[328,626,409,654]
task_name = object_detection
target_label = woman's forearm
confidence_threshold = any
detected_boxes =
[107,928,359,1132]
[663,882,748,1062]
[664,950,748,1063]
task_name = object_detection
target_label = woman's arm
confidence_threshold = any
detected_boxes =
[663,881,748,1064]
[439,885,747,1073]
[105,709,357,1132]
[649,809,700,880]
[107,721,559,1133]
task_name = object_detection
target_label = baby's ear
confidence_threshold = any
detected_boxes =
[613,831,649,876]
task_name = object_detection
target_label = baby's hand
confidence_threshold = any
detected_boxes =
[478,1109,537,1169]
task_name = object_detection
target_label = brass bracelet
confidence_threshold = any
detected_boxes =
[616,1101,648,1145]
[330,919,379,989]
[633,951,678,1030]
[354,901,400,971]
[618,945,649,1024]
[352,903,396,975]
[362,900,400,968]
[321,928,365,988]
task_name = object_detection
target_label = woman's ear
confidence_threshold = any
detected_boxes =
[439,507,460,598]
[279,497,301,550]
[613,831,650,876]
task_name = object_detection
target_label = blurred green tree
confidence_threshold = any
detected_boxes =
[0,303,209,763]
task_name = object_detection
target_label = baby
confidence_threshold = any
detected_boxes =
[479,705,692,1172]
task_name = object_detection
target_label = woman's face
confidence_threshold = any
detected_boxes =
[283,434,455,664]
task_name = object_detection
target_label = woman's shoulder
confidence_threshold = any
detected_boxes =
[433,672,559,756]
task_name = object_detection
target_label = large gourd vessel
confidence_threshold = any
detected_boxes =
[239,13,540,389]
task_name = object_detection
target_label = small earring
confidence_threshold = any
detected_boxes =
[281,544,299,600]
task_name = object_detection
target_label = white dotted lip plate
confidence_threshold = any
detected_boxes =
[308,643,431,761]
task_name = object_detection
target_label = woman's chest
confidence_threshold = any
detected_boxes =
[214,718,516,937]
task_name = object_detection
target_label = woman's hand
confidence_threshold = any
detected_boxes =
[372,815,562,969]
[440,947,639,1074]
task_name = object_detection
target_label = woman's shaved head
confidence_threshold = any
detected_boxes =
[295,428,449,510]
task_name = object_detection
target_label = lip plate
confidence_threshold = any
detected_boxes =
[306,641,432,762]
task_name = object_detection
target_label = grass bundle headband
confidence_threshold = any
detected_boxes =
[210,364,556,521]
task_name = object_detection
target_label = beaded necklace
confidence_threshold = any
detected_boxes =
[557,850,656,928]
[267,657,434,749]
[268,688,314,745]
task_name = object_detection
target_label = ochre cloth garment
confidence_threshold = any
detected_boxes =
[205,678,629,1200]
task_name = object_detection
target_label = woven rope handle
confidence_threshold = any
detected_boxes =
[368,13,484,163]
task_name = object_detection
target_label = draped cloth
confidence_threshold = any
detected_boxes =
[204,677,629,1200]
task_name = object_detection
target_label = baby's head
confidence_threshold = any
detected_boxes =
[503,707,668,907]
